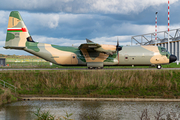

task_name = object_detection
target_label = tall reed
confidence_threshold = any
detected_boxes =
[0,70,179,97]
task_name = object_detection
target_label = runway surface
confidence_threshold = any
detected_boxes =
[21,96,180,102]
[1,68,180,71]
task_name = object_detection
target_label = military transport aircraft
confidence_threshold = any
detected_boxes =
[4,11,177,69]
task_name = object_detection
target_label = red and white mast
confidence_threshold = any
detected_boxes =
[168,0,170,51]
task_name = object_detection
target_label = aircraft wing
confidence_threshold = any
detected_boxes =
[78,39,116,55]
[78,39,101,49]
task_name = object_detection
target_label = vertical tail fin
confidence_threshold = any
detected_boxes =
[4,11,32,49]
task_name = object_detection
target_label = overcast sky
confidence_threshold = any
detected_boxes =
[1,0,180,55]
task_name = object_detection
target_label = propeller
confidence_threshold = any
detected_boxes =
[116,37,122,65]
[116,37,122,54]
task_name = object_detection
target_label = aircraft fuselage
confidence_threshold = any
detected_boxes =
[21,42,173,67]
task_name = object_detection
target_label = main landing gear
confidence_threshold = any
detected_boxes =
[156,65,162,69]
[88,67,103,69]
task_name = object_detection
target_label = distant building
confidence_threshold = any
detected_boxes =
[131,28,180,61]
[0,57,6,66]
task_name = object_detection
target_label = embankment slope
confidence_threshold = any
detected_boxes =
[0,70,180,98]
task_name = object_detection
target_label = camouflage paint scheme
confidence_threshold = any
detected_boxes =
[4,11,174,68]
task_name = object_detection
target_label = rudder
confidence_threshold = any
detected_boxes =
[4,11,32,49]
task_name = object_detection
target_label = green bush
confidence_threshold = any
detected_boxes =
[0,88,4,95]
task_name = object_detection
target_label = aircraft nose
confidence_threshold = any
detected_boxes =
[169,54,177,63]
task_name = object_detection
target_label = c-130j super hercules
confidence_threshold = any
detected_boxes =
[4,11,177,69]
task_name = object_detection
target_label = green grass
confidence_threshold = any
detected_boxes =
[34,108,73,120]
[0,70,180,98]
[162,63,180,68]
[0,88,4,95]
[6,62,51,68]
[0,87,18,105]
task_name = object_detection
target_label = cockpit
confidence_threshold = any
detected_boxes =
[158,46,177,63]
[158,47,169,54]
[161,47,168,53]
[27,36,35,42]
[158,46,170,58]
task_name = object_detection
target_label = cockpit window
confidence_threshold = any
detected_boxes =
[27,36,35,42]
[161,48,167,53]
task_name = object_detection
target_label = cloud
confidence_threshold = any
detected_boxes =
[0,31,6,42]
[17,10,180,40]
[0,0,179,14]
[0,11,9,25]
[17,11,158,39]
[25,12,87,29]
[32,35,132,46]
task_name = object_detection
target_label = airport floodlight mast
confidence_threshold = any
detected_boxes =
[168,0,170,51]
[155,12,158,46]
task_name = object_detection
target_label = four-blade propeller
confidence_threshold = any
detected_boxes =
[116,38,122,55]
[116,38,122,64]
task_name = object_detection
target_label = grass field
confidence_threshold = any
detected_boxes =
[0,70,180,98]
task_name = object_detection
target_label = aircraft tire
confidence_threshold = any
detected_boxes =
[98,67,103,69]
[157,65,162,69]
[88,67,93,69]
[88,67,103,69]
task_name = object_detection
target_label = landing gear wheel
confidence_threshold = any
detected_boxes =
[88,67,97,69]
[98,67,103,69]
[157,65,162,69]
[88,67,93,69]
[88,67,103,69]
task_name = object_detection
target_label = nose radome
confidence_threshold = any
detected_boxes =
[169,55,177,63]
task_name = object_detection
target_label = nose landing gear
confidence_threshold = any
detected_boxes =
[157,65,162,69]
